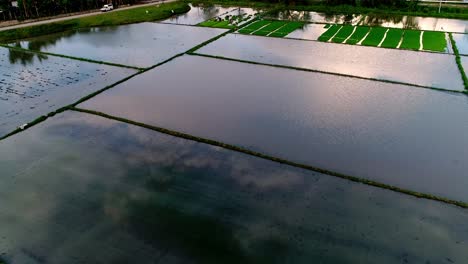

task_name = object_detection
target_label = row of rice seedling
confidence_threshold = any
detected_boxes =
[238,20,304,38]
[318,24,447,52]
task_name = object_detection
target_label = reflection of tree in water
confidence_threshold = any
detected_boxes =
[362,14,420,30]
[8,43,47,66]
[114,168,291,264]
[402,16,420,30]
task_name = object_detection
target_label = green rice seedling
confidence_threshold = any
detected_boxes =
[238,29,254,34]
[239,20,271,31]
[253,21,287,36]
[269,31,287,37]
[318,25,341,42]
[345,26,369,44]
[361,27,387,46]
[380,28,404,48]
[423,31,447,52]
[331,25,355,43]
[400,30,422,50]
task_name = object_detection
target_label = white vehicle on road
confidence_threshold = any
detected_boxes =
[100,4,114,12]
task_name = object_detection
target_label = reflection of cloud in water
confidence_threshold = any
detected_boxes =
[0,111,468,263]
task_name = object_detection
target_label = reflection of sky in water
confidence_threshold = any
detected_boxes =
[198,34,463,90]
[79,55,468,202]
[161,4,234,25]
[0,111,468,263]
[453,33,468,55]
[12,23,227,68]
[0,47,135,137]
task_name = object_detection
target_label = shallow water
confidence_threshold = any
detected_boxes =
[197,34,463,90]
[453,33,468,56]
[12,23,227,68]
[0,47,136,137]
[0,110,467,263]
[285,23,327,40]
[161,4,234,25]
[462,56,468,75]
[79,55,468,202]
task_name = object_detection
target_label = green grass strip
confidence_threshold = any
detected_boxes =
[361,27,387,47]
[0,2,190,42]
[400,30,421,50]
[449,33,468,91]
[345,26,369,44]
[252,21,287,36]
[423,31,447,52]
[72,106,468,209]
[331,25,355,43]
[380,28,404,48]
[239,20,271,32]
[318,25,341,42]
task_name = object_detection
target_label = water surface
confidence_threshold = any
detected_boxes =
[161,4,234,25]
[197,34,463,90]
[1,110,467,263]
[79,55,468,202]
[453,33,468,55]
[285,23,327,40]
[12,23,227,68]
[0,46,136,137]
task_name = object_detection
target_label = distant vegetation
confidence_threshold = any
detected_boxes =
[0,0,140,21]
[0,2,190,42]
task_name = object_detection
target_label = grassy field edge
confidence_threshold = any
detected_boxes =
[0,2,190,43]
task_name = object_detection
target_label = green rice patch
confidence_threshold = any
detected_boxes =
[345,26,369,44]
[253,21,287,36]
[240,20,271,31]
[380,28,404,48]
[259,21,288,32]
[423,31,447,52]
[212,20,234,29]
[361,27,387,47]
[400,30,422,50]
[318,25,341,42]
[331,25,355,43]
[273,21,305,36]
[269,31,287,38]
[324,24,331,28]
[238,29,254,34]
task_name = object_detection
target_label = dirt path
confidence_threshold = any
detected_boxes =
[0,0,177,32]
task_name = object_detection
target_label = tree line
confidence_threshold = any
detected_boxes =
[0,0,138,21]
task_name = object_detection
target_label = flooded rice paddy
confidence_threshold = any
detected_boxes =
[0,46,136,137]
[79,55,468,202]
[197,34,463,90]
[11,23,227,68]
[0,111,467,264]
[1,6,468,263]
